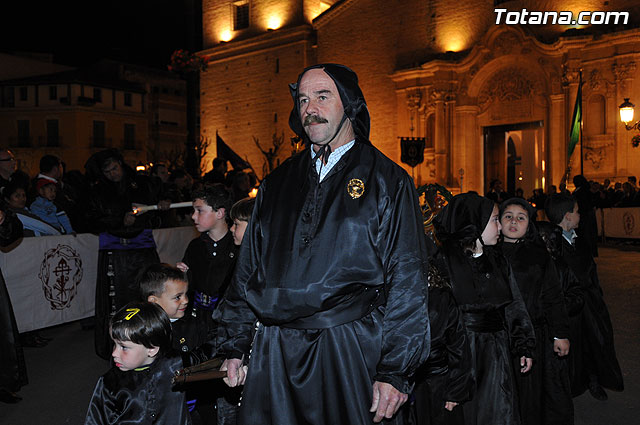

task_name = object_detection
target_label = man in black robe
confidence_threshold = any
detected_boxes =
[214,64,430,424]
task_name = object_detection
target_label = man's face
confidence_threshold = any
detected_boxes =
[0,150,17,177]
[102,160,124,183]
[298,69,350,146]
[154,165,169,183]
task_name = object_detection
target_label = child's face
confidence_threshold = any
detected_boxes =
[148,279,189,320]
[191,198,225,233]
[39,184,57,201]
[500,204,529,242]
[111,339,158,371]
[230,218,248,246]
[563,202,580,230]
[480,205,502,246]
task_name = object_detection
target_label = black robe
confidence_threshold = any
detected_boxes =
[412,286,472,425]
[0,213,27,393]
[86,167,163,360]
[85,355,191,425]
[214,142,430,425]
[559,236,623,394]
[501,241,573,425]
[436,245,535,425]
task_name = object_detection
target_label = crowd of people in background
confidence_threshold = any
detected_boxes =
[0,148,258,237]
[488,174,640,212]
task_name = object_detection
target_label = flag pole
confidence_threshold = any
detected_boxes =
[579,69,584,175]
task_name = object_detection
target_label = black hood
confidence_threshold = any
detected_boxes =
[288,63,371,145]
[434,193,495,244]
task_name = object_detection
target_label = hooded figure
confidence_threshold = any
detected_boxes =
[214,64,430,425]
[433,193,535,425]
[498,197,573,425]
[84,149,162,360]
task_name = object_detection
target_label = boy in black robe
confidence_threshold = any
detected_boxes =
[544,192,623,400]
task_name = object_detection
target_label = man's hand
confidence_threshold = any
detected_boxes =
[369,381,408,423]
[221,358,247,388]
[520,356,533,373]
[176,262,189,273]
[554,338,570,357]
[158,199,171,211]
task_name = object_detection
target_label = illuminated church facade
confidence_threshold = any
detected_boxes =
[200,0,640,194]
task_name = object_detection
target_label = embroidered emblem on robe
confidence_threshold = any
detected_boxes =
[347,178,365,199]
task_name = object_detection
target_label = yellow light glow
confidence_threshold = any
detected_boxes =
[249,188,258,198]
[443,37,465,52]
[542,177,546,188]
[541,160,545,172]
[220,30,232,42]
[267,15,282,30]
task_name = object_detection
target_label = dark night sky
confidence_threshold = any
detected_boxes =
[0,0,200,69]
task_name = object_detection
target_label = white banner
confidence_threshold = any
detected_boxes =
[600,207,640,239]
[1,226,199,333]
[153,226,199,265]
[0,233,99,333]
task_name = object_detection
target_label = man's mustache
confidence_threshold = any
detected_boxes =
[304,115,328,126]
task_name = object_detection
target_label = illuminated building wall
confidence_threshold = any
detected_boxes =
[201,0,640,192]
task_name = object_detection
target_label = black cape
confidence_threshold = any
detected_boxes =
[214,141,430,425]
[85,355,191,425]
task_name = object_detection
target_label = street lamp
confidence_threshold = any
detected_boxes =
[619,98,639,130]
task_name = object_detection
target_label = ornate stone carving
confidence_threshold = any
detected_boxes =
[492,32,520,56]
[613,62,636,93]
[561,64,581,87]
[584,142,613,170]
[406,89,422,111]
[477,67,540,107]
[612,62,637,81]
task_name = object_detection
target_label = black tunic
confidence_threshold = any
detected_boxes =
[559,236,623,394]
[181,231,237,299]
[85,355,191,425]
[214,142,430,425]
[501,241,573,425]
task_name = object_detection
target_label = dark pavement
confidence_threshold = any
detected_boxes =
[0,245,638,424]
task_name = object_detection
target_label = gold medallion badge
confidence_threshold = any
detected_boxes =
[347,178,365,199]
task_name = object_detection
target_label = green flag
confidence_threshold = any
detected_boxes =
[568,80,582,158]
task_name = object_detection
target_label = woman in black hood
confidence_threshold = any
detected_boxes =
[433,193,535,425]
[498,197,573,425]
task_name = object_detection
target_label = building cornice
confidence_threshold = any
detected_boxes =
[312,0,359,29]
[200,25,315,63]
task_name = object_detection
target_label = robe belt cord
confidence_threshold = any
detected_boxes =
[279,286,385,329]
[461,310,504,332]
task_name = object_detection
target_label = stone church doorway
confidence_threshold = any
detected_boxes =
[483,120,544,198]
